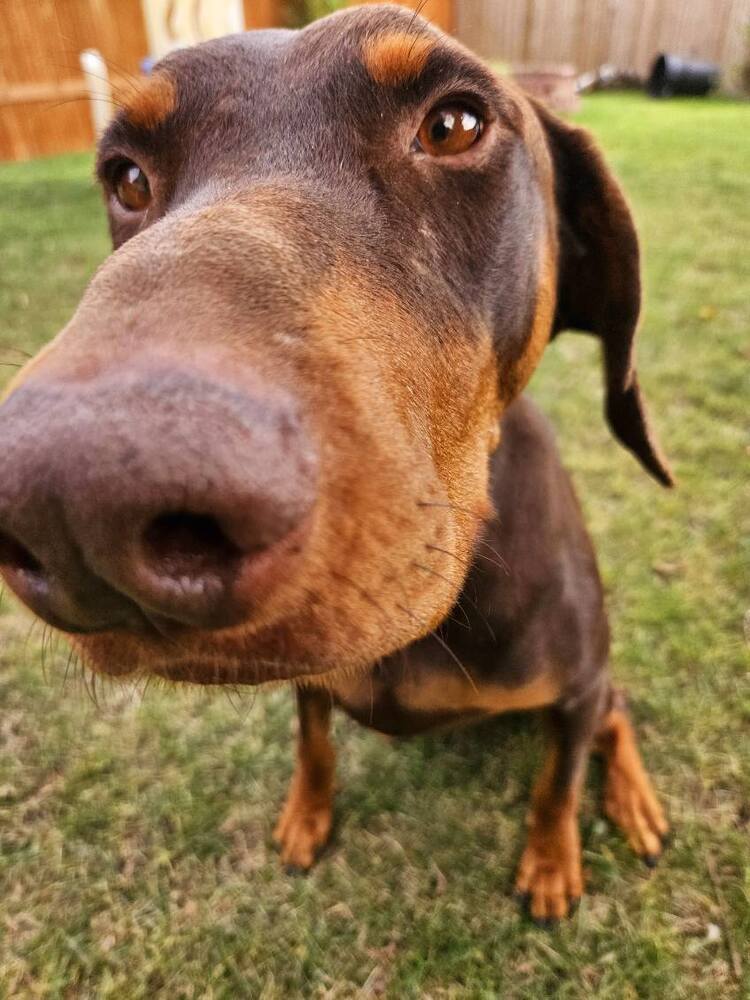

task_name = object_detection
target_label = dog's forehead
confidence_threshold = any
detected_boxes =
[135,5,505,152]
[162,6,449,92]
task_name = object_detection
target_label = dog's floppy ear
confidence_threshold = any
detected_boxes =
[533,100,673,487]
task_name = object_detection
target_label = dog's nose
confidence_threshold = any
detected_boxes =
[0,370,317,634]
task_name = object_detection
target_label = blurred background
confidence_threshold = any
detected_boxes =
[1,0,749,161]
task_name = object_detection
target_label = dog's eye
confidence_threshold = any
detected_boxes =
[113,162,151,212]
[417,104,483,157]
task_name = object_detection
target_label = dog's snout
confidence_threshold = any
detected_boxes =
[0,370,317,634]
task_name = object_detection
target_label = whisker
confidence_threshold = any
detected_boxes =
[62,645,76,690]
[44,96,128,115]
[430,628,478,693]
[411,561,471,630]
[395,601,477,692]
[408,0,430,33]
[51,46,143,89]
[140,673,154,702]
[23,617,41,668]
[425,546,498,642]
[424,543,498,641]
[40,624,51,683]
[416,499,497,523]
[49,57,139,99]
[474,538,511,576]
[329,569,391,619]
[424,542,470,568]
[223,684,256,721]
[81,656,100,709]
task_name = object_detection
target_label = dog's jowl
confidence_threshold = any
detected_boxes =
[0,5,671,922]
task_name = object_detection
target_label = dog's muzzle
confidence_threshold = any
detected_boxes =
[0,368,317,636]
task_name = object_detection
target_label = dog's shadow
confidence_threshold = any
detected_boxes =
[334,711,548,829]
[327,709,614,880]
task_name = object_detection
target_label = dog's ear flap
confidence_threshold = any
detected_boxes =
[533,100,673,487]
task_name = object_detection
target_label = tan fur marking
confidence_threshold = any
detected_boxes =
[500,91,558,401]
[396,670,559,716]
[516,748,584,920]
[120,72,176,130]
[596,707,669,858]
[273,691,335,869]
[504,237,556,400]
[362,32,435,86]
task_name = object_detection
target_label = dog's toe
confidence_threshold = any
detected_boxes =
[604,760,669,862]
[273,799,332,870]
[515,823,583,923]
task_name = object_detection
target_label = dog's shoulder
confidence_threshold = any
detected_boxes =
[491,393,578,533]
[465,393,607,662]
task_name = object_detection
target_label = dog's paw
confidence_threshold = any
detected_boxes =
[515,814,583,923]
[273,784,332,870]
[604,757,669,865]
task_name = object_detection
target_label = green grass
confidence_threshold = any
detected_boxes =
[0,93,748,997]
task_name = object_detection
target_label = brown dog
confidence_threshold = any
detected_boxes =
[0,5,671,921]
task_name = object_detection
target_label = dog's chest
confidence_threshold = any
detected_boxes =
[324,653,558,736]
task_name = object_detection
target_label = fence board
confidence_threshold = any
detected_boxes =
[0,0,149,161]
[345,0,455,32]
[456,0,750,86]
[2,0,748,162]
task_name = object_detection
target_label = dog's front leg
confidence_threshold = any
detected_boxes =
[273,686,335,870]
[595,688,669,864]
[515,681,605,923]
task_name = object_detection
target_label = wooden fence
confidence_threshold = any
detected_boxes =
[457,0,750,83]
[1,1,748,162]
[0,1,288,161]
[1,1,144,162]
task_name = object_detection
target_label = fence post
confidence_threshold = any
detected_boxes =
[79,49,113,138]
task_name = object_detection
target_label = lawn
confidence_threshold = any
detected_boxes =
[0,92,748,998]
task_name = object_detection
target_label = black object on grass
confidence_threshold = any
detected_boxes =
[648,53,719,98]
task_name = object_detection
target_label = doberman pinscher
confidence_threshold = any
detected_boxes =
[0,5,672,921]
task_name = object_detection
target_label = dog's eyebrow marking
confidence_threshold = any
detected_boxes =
[362,31,435,86]
[120,72,176,130]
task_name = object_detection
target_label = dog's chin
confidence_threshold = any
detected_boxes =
[148,656,335,687]
[73,646,361,688]
[69,623,397,689]
[66,561,466,687]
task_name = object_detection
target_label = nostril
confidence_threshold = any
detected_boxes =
[141,511,243,580]
[0,530,44,576]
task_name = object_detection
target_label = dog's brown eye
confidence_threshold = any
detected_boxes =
[113,162,151,211]
[417,104,483,157]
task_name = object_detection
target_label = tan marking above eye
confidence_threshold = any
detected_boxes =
[417,104,483,157]
[114,162,151,212]
[362,32,434,87]
[120,72,176,131]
